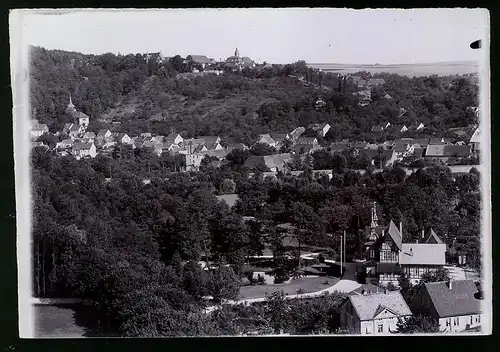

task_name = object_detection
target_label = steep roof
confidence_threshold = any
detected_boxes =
[399,243,446,266]
[425,229,444,244]
[386,220,402,250]
[422,280,481,318]
[347,291,412,321]
[470,128,480,143]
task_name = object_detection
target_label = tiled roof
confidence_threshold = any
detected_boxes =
[423,280,481,318]
[412,138,430,147]
[347,291,412,321]
[399,243,446,265]
[387,220,402,250]
[198,136,219,146]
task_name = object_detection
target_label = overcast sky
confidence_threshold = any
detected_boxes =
[19,8,488,65]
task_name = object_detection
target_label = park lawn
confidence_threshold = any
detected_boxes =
[238,276,339,300]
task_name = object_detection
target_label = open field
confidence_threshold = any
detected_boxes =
[238,276,339,300]
[307,61,479,77]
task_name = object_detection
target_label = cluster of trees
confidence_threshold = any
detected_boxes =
[31,47,478,148]
[32,139,481,335]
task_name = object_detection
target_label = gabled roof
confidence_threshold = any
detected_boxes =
[228,142,249,151]
[257,134,276,145]
[97,129,110,136]
[346,291,412,321]
[425,229,444,244]
[386,220,402,250]
[69,124,81,132]
[198,136,220,146]
[394,139,412,153]
[422,280,481,318]
[329,142,349,152]
[399,243,446,266]
[470,128,480,143]
[166,132,181,140]
[289,127,306,140]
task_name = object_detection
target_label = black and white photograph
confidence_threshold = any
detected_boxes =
[10,8,491,338]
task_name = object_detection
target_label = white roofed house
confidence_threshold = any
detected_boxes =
[339,290,412,335]
[72,142,97,160]
[269,133,290,150]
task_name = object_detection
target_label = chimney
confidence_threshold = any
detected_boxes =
[400,221,403,236]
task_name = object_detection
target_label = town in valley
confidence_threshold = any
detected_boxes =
[24,10,487,338]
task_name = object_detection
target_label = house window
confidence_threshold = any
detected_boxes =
[446,319,450,327]
[378,324,383,333]
[476,315,480,323]
[454,317,459,326]
[470,316,473,325]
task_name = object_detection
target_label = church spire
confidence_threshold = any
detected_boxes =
[235,48,239,57]
[371,201,379,228]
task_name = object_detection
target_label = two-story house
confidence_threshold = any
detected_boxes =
[363,203,446,286]
[410,279,482,333]
[339,290,412,335]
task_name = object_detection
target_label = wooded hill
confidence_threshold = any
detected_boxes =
[30,46,479,145]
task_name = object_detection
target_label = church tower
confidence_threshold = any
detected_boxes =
[67,93,76,114]
[234,48,239,57]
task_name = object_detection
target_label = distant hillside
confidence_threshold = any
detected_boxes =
[307,61,479,77]
[29,46,479,144]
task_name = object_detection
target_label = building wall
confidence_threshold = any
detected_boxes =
[439,314,482,333]
[360,316,409,335]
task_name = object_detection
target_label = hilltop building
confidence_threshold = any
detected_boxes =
[225,48,255,70]
[66,94,90,128]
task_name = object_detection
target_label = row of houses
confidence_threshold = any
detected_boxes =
[371,121,425,133]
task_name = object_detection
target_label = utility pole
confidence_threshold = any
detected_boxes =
[340,233,343,276]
